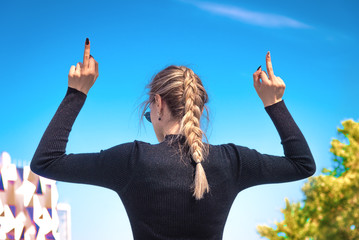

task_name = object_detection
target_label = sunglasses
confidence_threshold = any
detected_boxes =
[145,111,152,123]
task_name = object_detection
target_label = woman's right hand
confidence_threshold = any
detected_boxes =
[253,52,285,107]
[68,38,99,95]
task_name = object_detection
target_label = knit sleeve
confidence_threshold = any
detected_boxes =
[225,100,316,191]
[30,87,135,192]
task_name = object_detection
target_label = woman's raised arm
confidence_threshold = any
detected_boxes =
[231,52,316,190]
[30,39,134,192]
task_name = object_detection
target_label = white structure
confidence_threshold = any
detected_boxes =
[0,152,71,240]
[57,203,71,240]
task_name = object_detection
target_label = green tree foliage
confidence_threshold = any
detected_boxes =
[257,119,359,240]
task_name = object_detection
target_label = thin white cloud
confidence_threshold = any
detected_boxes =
[182,0,311,29]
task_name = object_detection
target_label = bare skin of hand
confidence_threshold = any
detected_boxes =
[253,52,286,107]
[68,38,99,95]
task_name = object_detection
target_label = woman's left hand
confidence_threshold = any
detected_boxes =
[252,52,286,107]
[68,38,99,95]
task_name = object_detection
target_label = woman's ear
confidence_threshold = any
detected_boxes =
[154,94,162,110]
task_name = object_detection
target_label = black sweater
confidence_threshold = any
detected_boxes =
[31,87,316,240]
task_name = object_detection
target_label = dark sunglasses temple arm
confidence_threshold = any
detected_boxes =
[145,112,152,123]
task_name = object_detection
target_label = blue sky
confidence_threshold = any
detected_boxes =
[1,0,358,239]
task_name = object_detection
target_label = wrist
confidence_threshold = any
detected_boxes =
[67,84,89,95]
[67,86,88,98]
[263,98,283,107]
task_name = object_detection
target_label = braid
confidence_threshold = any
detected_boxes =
[180,67,209,200]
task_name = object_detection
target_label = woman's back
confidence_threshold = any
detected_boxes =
[117,136,237,239]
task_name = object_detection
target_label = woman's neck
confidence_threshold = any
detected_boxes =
[158,120,181,142]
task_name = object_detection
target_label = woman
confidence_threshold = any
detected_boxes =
[31,38,316,239]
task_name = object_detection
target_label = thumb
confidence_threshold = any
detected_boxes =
[253,66,262,90]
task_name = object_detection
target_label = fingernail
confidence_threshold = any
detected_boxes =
[257,65,262,71]
[86,38,89,45]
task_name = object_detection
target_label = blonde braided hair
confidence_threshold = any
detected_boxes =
[179,67,209,199]
[141,65,209,200]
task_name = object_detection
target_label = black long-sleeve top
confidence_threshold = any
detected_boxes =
[31,87,316,240]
